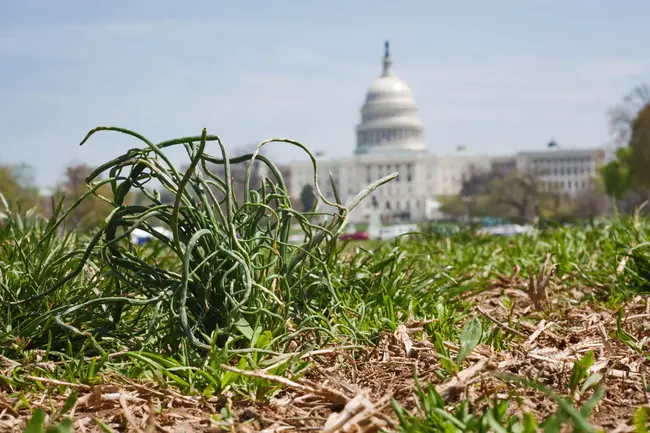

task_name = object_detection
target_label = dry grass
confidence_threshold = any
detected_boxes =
[4,275,650,432]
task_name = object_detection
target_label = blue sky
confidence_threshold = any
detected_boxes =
[1,1,648,188]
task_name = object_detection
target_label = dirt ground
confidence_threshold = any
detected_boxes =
[3,273,649,432]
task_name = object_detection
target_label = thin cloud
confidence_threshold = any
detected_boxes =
[1,8,649,187]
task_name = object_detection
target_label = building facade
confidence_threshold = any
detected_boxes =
[515,147,605,196]
[284,42,605,223]
[490,146,605,196]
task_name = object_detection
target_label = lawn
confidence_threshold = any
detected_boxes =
[2,128,650,432]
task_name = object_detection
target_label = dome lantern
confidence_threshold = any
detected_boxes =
[382,40,392,77]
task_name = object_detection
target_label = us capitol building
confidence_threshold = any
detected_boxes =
[282,42,604,224]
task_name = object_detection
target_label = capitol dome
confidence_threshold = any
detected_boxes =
[355,42,426,155]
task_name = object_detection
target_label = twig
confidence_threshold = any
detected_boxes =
[322,393,379,433]
[119,393,144,433]
[144,401,157,433]
[436,358,491,400]
[404,318,438,330]
[527,354,640,379]
[517,321,561,342]
[477,307,527,338]
[523,319,551,348]
[220,364,349,404]
[396,324,416,358]
[597,324,616,356]
[586,313,650,331]
[25,375,91,390]
[299,345,365,360]
[0,354,19,368]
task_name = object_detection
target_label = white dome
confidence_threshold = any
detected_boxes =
[366,76,413,100]
[355,42,426,156]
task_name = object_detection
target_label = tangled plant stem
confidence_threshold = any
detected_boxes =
[18,127,396,353]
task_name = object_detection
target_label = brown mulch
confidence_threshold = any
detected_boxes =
[3,263,650,432]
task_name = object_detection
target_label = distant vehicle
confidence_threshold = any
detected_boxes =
[377,224,418,240]
[339,231,369,241]
[288,233,305,244]
[430,224,460,235]
[130,226,173,245]
[477,224,535,237]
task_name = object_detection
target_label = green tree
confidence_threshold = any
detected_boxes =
[599,147,632,201]
[607,84,650,189]
[628,102,650,187]
[437,195,466,219]
[0,164,40,210]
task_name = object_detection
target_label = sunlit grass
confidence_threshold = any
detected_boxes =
[2,127,650,431]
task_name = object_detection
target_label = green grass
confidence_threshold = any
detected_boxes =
[1,127,650,431]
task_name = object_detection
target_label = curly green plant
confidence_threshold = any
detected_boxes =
[10,127,396,354]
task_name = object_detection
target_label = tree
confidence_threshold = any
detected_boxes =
[608,84,650,188]
[486,171,548,223]
[56,164,113,232]
[628,102,650,187]
[599,146,632,201]
[608,84,650,148]
[437,195,466,219]
[0,164,40,210]
[197,144,267,204]
[441,167,559,223]
[568,177,610,220]
[299,184,316,212]
[458,167,504,221]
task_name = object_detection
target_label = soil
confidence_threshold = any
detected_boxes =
[3,274,649,432]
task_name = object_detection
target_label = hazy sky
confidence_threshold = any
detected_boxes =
[1,1,648,188]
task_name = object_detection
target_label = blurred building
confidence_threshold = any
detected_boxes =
[284,42,605,223]
[286,42,489,223]
[494,144,605,196]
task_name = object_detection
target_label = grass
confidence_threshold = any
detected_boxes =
[1,127,650,432]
